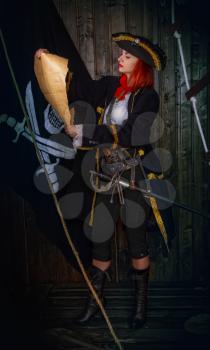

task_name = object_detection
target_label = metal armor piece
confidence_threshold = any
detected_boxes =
[101,147,139,176]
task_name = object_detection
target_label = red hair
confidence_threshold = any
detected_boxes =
[128,58,154,90]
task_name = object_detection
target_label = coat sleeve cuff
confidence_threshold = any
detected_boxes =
[72,124,83,148]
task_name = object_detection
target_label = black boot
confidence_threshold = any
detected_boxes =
[75,265,107,324]
[129,267,150,329]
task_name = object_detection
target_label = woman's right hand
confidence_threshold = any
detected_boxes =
[34,48,49,59]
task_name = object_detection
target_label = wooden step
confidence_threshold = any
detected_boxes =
[23,283,210,350]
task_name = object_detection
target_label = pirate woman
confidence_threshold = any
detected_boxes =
[35,33,167,329]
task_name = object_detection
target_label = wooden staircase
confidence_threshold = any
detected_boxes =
[32,282,210,350]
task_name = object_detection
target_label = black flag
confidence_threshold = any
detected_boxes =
[0,0,92,271]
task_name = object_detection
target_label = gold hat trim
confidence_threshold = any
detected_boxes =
[113,35,161,71]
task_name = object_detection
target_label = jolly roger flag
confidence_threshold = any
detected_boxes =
[0,0,93,270]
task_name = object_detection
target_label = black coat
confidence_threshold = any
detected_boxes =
[65,57,175,259]
[67,66,160,167]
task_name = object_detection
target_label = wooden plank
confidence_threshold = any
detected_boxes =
[170,6,189,34]
[142,0,154,40]
[46,284,210,296]
[191,30,208,283]
[152,0,160,93]
[175,17,193,281]
[150,0,178,282]
[43,328,105,350]
[108,0,126,75]
[205,42,210,284]
[104,0,127,282]
[46,292,210,301]
[77,0,95,77]
[53,0,78,48]
[25,204,82,283]
[126,0,144,35]
[38,320,207,344]
[94,0,111,77]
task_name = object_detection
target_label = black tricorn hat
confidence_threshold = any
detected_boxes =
[112,32,167,71]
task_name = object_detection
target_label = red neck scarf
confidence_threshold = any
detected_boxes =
[114,74,133,101]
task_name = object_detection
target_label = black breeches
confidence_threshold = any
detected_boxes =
[85,166,151,261]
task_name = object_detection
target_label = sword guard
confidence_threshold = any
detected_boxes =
[12,117,26,143]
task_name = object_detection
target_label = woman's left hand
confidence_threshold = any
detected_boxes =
[64,124,78,138]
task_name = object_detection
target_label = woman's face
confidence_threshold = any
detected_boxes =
[118,50,139,76]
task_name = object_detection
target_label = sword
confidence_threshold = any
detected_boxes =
[0,113,76,160]
[90,170,210,221]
